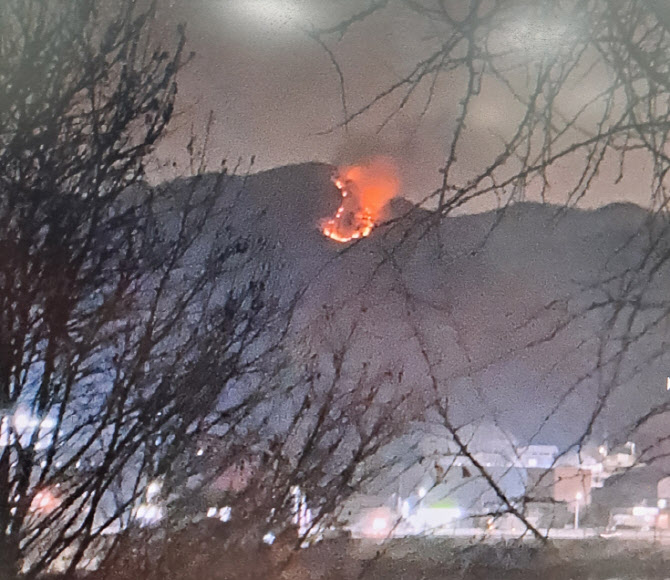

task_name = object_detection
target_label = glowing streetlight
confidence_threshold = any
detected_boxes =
[574,491,583,530]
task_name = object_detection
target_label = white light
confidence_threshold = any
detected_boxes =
[262,531,276,545]
[401,500,410,519]
[40,416,56,430]
[229,1,311,32]
[219,506,232,522]
[0,416,9,447]
[527,458,537,467]
[196,448,204,457]
[575,492,583,501]
[135,503,165,525]
[633,506,659,517]
[598,445,607,456]
[13,409,34,433]
[417,487,427,499]
[658,499,667,509]
[666,376,670,391]
[207,507,217,518]
[371,517,387,532]
[146,481,161,500]
[504,15,569,55]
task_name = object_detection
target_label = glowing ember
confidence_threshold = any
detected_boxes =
[321,157,400,243]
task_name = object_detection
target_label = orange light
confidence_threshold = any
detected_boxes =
[30,488,60,514]
[320,157,399,243]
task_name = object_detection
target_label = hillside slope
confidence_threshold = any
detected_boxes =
[168,163,668,448]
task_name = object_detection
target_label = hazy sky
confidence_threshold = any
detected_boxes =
[156,0,653,211]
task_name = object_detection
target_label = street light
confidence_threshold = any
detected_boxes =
[574,492,583,530]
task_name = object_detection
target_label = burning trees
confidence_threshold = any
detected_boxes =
[321,158,400,243]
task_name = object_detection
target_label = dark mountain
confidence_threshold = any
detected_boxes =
[169,162,670,449]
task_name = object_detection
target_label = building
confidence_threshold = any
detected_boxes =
[518,445,559,469]
[553,466,592,510]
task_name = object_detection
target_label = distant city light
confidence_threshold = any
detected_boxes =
[219,506,232,522]
[632,506,659,517]
[13,409,33,433]
[207,505,232,522]
[135,504,165,526]
[1,409,57,450]
[146,480,161,500]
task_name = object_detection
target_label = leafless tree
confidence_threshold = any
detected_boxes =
[311,0,670,542]
[317,1,670,216]
[88,304,423,580]
[0,2,288,577]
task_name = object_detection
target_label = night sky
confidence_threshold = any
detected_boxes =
[155,0,654,211]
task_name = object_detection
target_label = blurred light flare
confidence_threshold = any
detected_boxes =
[207,505,232,522]
[135,503,165,526]
[227,1,312,32]
[1,408,56,450]
[146,480,162,501]
[31,488,60,514]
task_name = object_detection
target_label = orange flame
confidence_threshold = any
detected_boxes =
[321,157,400,243]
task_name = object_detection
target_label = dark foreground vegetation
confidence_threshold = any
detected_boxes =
[44,529,670,580]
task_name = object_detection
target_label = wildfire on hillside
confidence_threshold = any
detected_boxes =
[321,157,400,243]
